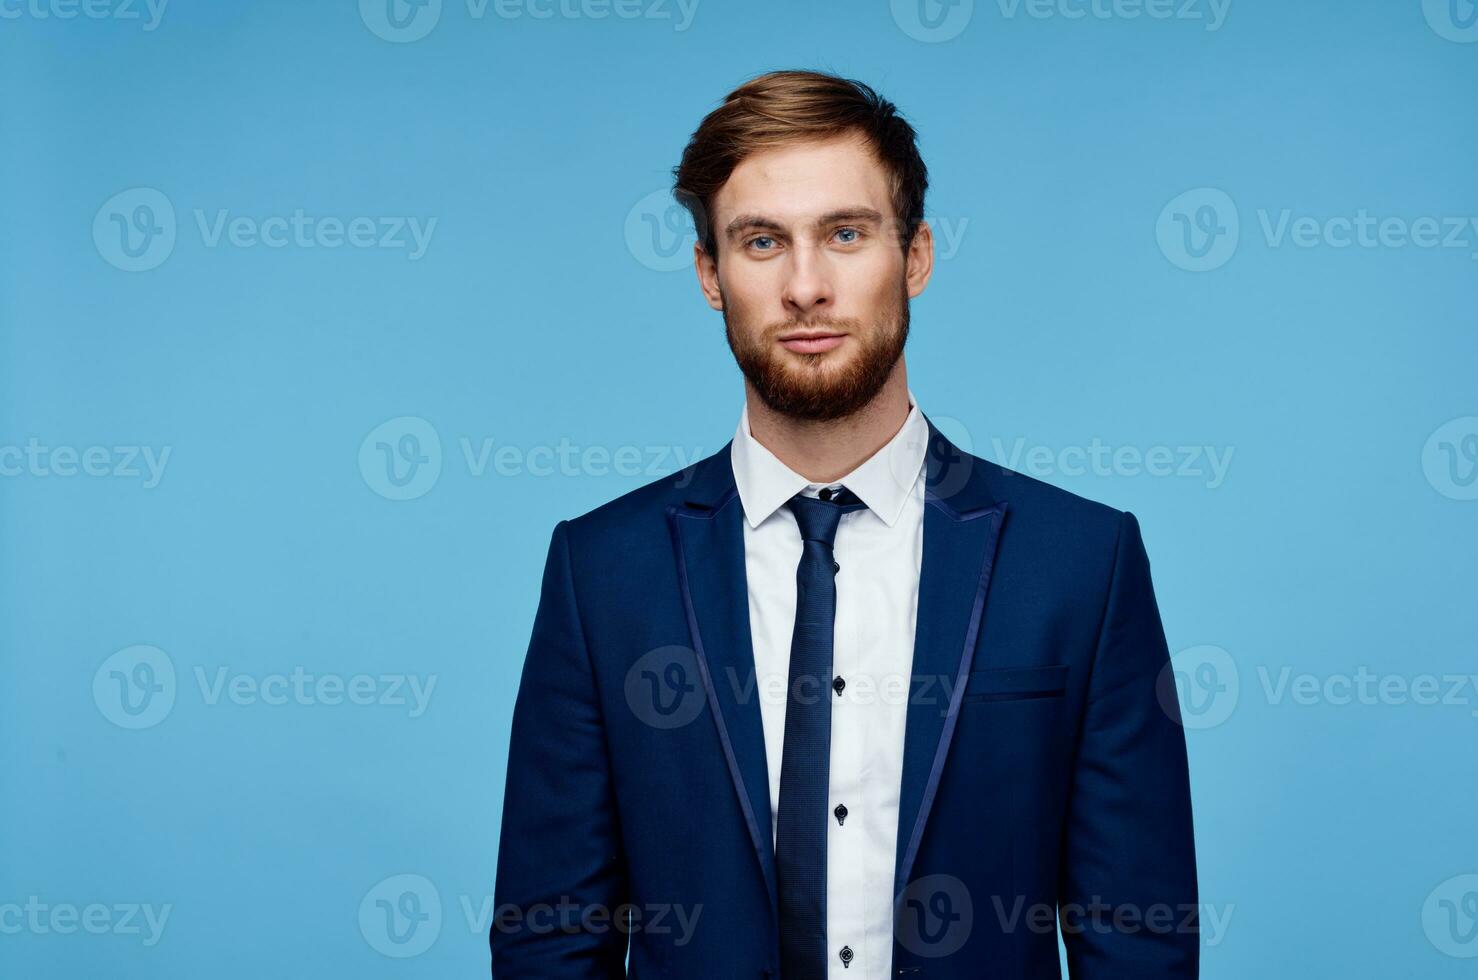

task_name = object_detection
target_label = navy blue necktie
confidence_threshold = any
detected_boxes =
[776,485,866,978]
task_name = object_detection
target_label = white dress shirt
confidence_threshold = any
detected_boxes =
[730,390,929,980]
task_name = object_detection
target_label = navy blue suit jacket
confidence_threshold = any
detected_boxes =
[492,416,1198,978]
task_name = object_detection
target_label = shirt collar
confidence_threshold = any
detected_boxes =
[730,389,929,530]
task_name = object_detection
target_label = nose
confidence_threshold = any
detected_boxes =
[781,243,834,315]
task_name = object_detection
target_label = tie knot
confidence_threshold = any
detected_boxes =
[786,487,865,546]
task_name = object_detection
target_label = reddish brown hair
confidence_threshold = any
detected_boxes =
[671,69,929,264]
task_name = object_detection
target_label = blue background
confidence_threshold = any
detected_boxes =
[2,0,1476,975]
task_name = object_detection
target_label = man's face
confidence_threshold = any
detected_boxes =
[695,133,933,422]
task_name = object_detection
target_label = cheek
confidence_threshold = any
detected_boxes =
[860,265,907,319]
[719,269,777,318]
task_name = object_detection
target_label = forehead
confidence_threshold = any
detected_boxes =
[712,133,892,225]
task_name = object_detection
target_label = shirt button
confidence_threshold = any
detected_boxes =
[834,803,848,825]
[831,559,840,573]
[832,675,845,695]
[819,486,835,501]
[839,944,854,968]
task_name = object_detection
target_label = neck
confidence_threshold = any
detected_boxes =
[743,360,912,484]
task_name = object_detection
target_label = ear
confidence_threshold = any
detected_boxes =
[904,219,935,299]
[694,242,724,311]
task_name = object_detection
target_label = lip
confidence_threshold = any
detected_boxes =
[777,331,847,354]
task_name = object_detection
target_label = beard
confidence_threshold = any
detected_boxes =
[722,278,910,423]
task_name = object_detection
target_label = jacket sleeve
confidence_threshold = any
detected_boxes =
[491,520,629,978]
[1059,511,1199,978]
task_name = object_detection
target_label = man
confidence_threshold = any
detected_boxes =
[492,69,1198,978]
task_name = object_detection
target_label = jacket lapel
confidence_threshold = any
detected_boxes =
[894,415,1008,893]
[667,444,779,924]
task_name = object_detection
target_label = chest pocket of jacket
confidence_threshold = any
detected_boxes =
[961,663,1068,703]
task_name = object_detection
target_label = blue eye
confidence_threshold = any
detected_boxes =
[748,236,775,251]
[835,227,861,244]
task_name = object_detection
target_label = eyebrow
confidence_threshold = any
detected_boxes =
[723,207,884,242]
